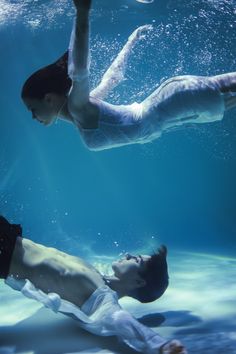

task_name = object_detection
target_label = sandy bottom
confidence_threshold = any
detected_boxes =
[0,251,236,354]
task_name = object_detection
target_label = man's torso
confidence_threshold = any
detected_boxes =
[9,238,105,307]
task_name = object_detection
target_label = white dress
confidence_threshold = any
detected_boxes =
[78,76,225,151]
[6,277,168,354]
[68,21,225,151]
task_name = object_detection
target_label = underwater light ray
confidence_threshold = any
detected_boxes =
[0,158,20,191]
[23,123,65,236]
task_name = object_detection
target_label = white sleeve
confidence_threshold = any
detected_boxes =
[64,285,168,354]
[6,277,167,353]
[100,308,168,354]
[67,16,90,112]
[68,19,90,82]
[90,25,153,100]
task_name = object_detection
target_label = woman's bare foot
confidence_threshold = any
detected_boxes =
[160,340,188,354]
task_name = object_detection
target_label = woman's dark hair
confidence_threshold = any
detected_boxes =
[21,51,72,100]
[128,245,169,303]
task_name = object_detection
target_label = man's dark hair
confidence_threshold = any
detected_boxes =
[21,51,71,100]
[128,245,169,303]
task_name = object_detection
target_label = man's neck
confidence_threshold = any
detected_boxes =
[103,275,128,298]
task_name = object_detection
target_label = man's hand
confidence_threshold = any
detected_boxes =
[72,0,92,11]
[160,340,188,354]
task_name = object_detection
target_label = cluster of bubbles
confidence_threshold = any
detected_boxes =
[0,0,73,28]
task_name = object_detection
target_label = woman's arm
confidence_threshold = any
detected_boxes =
[90,25,153,101]
[68,0,92,113]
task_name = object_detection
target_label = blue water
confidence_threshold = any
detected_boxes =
[0,0,236,259]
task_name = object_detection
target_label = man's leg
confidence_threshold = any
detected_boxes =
[0,216,22,279]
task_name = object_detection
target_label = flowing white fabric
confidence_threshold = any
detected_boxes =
[67,18,225,152]
[90,25,153,100]
[78,75,225,151]
[5,277,167,353]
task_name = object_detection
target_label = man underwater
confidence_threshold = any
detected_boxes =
[0,216,187,354]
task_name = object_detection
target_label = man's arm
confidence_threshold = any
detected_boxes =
[90,25,153,101]
[97,307,186,354]
[68,0,92,115]
[5,274,167,354]
[110,309,168,353]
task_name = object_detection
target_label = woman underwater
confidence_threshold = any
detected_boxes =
[22,0,236,151]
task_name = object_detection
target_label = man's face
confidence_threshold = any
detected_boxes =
[112,253,151,282]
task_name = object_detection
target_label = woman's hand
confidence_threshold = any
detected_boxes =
[128,24,153,41]
[72,0,92,11]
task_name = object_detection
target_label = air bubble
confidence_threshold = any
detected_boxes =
[136,0,154,3]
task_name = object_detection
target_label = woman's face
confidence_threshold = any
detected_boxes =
[23,96,58,126]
